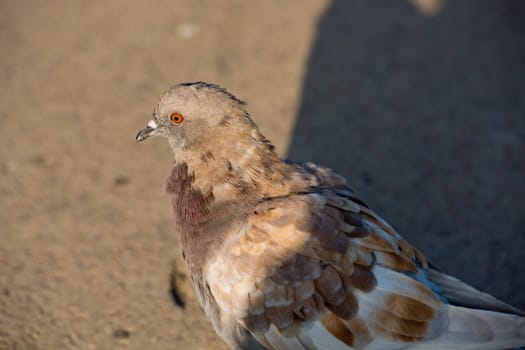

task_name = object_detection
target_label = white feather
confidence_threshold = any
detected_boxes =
[372,266,443,307]
[297,322,353,350]
[393,306,525,350]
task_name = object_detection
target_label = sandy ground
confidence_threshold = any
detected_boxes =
[1,1,524,349]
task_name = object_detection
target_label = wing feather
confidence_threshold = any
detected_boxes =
[426,268,525,316]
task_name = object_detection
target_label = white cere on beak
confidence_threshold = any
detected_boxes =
[147,119,158,129]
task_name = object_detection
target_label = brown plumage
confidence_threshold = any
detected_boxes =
[136,82,525,350]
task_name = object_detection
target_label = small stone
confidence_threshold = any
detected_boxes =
[113,329,131,339]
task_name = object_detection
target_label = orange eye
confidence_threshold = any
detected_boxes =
[169,112,184,124]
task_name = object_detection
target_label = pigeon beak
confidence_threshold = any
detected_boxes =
[136,119,158,142]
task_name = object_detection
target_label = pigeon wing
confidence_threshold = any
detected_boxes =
[205,189,453,350]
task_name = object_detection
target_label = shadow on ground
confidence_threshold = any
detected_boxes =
[289,0,525,308]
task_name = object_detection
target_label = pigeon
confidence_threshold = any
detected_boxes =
[136,82,525,350]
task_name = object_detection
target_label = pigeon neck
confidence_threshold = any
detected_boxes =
[164,145,318,279]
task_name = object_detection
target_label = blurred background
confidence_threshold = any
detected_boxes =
[1,0,524,349]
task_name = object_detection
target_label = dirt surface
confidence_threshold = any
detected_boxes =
[1,1,524,350]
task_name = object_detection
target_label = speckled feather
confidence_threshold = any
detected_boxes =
[137,82,525,350]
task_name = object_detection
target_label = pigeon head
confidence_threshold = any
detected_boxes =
[136,81,294,198]
[136,82,255,152]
